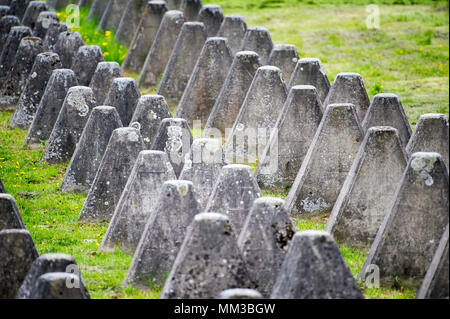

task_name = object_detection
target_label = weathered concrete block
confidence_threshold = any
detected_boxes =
[101,151,176,254]
[16,253,82,299]
[125,180,201,287]
[180,0,201,21]
[362,93,412,148]
[27,273,90,299]
[416,224,449,299]
[0,229,38,299]
[151,118,193,177]
[256,85,323,191]
[0,6,9,19]
[240,27,273,65]
[267,44,298,84]
[25,68,78,145]
[122,0,167,73]
[54,31,85,69]
[198,4,222,38]
[61,106,123,193]
[326,126,408,248]
[359,152,449,284]
[129,95,172,149]
[33,11,59,39]
[0,25,32,88]
[139,10,185,88]
[71,45,104,86]
[89,61,122,105]
[238,197,296,297]
[21,1,48,29]
[271,231,363,299]
[79,127,145,222]
[156,21,206,110]
[115,0,147,46]
[46,0,68,11]
[204,51,260,137]
[284,103,364,216]
[0,36,43,109]
[160,213,254,299]
[0,15,21,54]
[104,77,140,126]
[406,114,449,168]
[179,138,225,210]
[43,86,96,164]
[323,72,370,122]
[217,15,247,57]
[43,21,69,52]
[175,37,233,127]
[224,66,287,164]
[9,52,62,129]
[98,0,128,31]
[217,289,263,299]
[288,58,330,103]
[0,193,25,230]
[205,164,262,234]
[87,0,108,22]
[8,0,31,20]
[166,0,181,10]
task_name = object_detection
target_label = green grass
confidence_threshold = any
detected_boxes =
[2,0,446,299]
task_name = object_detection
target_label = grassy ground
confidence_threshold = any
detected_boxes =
[2,0,447,299]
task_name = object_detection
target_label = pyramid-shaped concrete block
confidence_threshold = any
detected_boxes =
[179,138,225,210]
[156,21,207,110]
[323,72,370,122]
[104,77,140,126]
[326,126,408,248]
[256,85,323,191]
[160,213,254,299]
[0,25,32,88]
[217,15,247,57]
[0,193,25,230]
[9,52,62,129]
[362,93,412,148]
[205,164,262,234]
[0,229,39,299]
[87,0,108,21]
[79,127,145,222]
[21,1,48,29]
[114,0,148,45]
[98,0,128,31]
[175,37,233,127]
[406,114,449,168]
[89,61,122,105]
[151,118,193,177]
[139,10,186,88]
[0,16,21,54]
[204,50,260,137]
[284,103,364,216]
[166,0,182,10]
[224,66,287,164]
[16,253,83,299]
[43,86,97,164]
[125,180,201,287]
[25,68,78,145]
[61,106,123,193]
[217,288,263,299]
[288,58,330,103]
[27,273,90,299]
[271,231,364,299]
[198,4,223,38]
[33,11,58,39]
[9,0,31,20]
[240,26,273,65]
[122,0,168,73]
[43,21,69,52]
[180,0,202,21]
[267,44,298,84]
[0,6,9,18]
[416,224,449,299]
[101,151,176,254]
[71,45,104,86]
[129,95,172,149]
[359,152,449,284]
[238,197,296,297]
[54,31,84,68]
[0,36,43,109]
